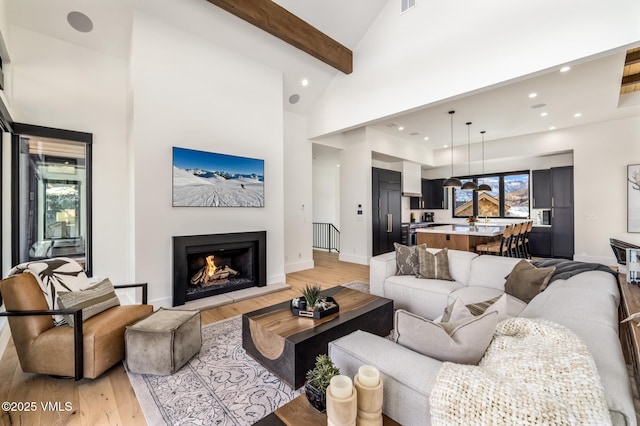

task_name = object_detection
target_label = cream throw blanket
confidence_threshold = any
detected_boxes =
[430,318,612,425]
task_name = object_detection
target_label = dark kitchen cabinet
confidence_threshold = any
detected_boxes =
[551,166,574,259]
[409,179,448,210]
[425,179,448,209]
[531,166,574,259]
[528,226,552,258]
[532,169,552,208]
[372,168,402,256]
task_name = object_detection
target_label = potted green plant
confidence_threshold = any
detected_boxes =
[305,354,340,411]
[301,284,322,311]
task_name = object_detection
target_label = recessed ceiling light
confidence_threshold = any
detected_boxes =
[398,126,404,131]
[574,113,582,118]
[67,11,93,33]
[423,137,429,141]
[530,103,546,109]
[560,66,571,73]
[443,145,448,148]
[540,112,548,117]
[549,126,556,130]
[288,94,300,104]
[301,78,309,87]
[529,92,537,98]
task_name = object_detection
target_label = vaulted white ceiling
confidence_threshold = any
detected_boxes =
[6,0,640,153]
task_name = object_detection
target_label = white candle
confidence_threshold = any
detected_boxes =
[329,375,353,399]
[358,365,380,387]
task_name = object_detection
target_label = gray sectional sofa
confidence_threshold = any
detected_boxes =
[328,248,636,425]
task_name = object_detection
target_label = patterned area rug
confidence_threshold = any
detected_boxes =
[127,282,370,425]
[127,316,301,425]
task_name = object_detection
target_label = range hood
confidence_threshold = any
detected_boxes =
[402,161,422,197]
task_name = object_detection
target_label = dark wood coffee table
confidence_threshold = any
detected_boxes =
[242,286,393,389]
[254,395,401,426]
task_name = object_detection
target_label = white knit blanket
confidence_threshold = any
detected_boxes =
[430,318,612,426]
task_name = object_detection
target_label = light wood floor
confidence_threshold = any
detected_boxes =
[0,251,367,426]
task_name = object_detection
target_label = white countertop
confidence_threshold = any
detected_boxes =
[416,224,505,237]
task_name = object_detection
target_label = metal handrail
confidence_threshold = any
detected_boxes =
[312,223,340,253]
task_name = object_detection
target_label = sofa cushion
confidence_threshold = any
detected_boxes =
[504,260,555,303]
[429,249,478,286]
[449,286,528,318]
[466,295,506,318]
[384,275,464,320]
[442,295,508,322]
[416,247,453,280]
[57,278,121,326]
[394,309,498,365]
[393,243,425,276]
[467,255,522,290]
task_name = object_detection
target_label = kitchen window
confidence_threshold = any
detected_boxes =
[453,172,529,219]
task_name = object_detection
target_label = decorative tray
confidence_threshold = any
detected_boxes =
[291,296,339,319]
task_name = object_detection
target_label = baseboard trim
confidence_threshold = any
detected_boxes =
[285,259,314,274]
[338,253,369,265]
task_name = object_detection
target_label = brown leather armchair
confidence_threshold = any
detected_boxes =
[0,273,153,380]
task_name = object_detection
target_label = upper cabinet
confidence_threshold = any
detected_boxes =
[409,179,448,209]
[532,169,552,208]
[401,161,422,197]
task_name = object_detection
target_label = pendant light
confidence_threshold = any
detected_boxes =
[477,130,492,192]
[442,110,462,188]
[461,122,478,190]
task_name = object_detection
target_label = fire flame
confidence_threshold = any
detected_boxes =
[205,255,217,277]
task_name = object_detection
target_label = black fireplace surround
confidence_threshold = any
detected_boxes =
[173,231,266,306]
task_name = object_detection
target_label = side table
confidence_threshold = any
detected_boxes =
[617,273,640,395]
[254,395,400,426]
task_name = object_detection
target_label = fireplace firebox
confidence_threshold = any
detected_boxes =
[173,231,266,306]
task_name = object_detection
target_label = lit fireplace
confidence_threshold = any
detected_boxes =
[190,255,240,286]
[173,232,266,306]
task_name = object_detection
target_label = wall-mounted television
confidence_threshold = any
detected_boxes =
[172,147,264,207]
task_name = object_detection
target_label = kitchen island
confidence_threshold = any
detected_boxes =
[416,224,504,252]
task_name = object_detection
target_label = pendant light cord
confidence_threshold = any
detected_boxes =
[449,111,455,176]
[466,122,472,176]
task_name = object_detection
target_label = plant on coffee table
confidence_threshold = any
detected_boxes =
[305,354,340,412]
[301,284,322,311]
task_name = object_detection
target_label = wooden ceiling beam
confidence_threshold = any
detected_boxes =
[625,50,640,66]
[205,0,353,74]
[622,73,640,86]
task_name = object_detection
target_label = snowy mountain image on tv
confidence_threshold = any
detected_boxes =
[172,147,264,207]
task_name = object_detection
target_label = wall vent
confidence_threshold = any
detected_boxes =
[401,0,416,13]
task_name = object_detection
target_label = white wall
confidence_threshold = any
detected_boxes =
[8,25,131,283]
[284,111,313,273]
[338,129,371,264]
[130,14,285,306]
[308,0,640,139]
[312,145,340,227]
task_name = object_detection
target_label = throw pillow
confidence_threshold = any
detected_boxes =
[8,257,90,326]
[394,243,425,276]
[441,295,508,323]
[504,260,555,303]
[57,278,121,326]
[416,247,453,281]
[394,309,498,365]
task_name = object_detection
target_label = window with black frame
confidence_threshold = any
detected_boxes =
[453,172,530,219]
[12,124,92,275]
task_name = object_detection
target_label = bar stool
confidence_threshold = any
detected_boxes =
[523,220,533,259]
[476,223,514,256]
[509,222,524,257]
